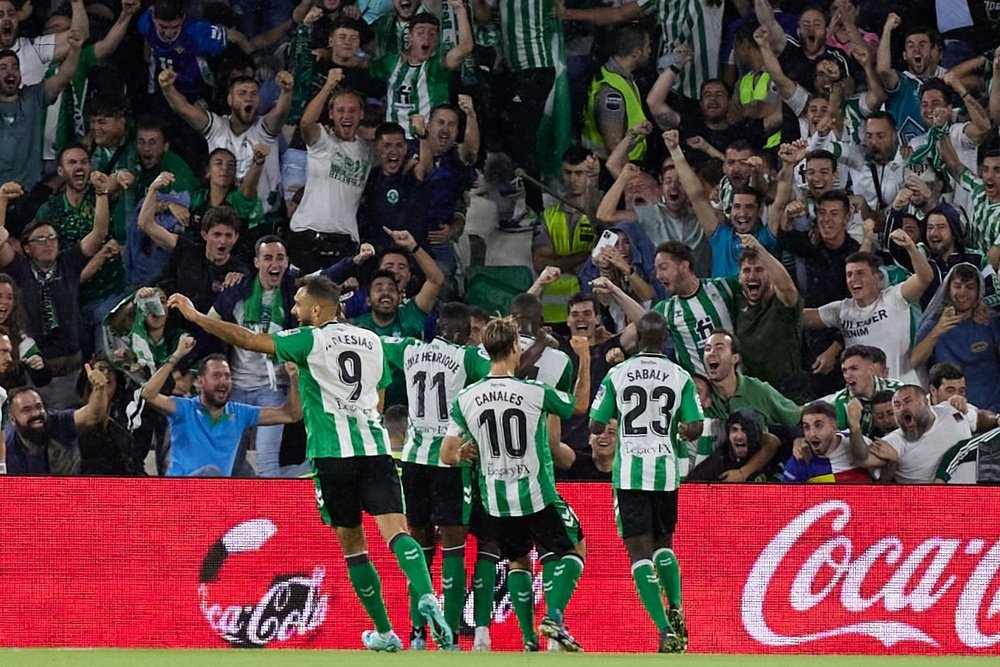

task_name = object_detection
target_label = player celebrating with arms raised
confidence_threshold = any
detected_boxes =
[590,311,704,653]
[167,276,453,652]
[441,316,584,652]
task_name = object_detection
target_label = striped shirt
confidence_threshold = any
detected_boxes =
[448,376,574,516]
[590,353,703,491]
[491,0,554,71]
[823,376,903,438]
[636,0,724,100]
[957,171,1000,253]
[370,51,451,138]
[652,278,737,376]
[272,321,391,459]
[384,336,491,466]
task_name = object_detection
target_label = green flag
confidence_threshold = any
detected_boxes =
[536,16,572,181]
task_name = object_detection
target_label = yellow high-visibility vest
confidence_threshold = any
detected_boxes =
[540,207,593,324]
[583,65,648,160]
[738,70,781,149]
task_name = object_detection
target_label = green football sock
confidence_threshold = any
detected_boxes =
[441,545,466,632]
[346,553,391,634]
[390,533,434,598]
[506,568,536,643]
[540,554,557,609]
[653,548,682,609]
[409,546,436,628]
[546,554,583,621]
[632,560,669,632]
[472,551,499,628]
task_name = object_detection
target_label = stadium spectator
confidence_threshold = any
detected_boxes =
[141,334,302,476]
[687,409,778,482]
[0,275,50,390]
[883,384,972,484]
[782,400,893,483]
[3,363,109,475]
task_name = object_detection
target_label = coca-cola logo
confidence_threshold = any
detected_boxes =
[741,500,1000,649]
[198,518,329,647]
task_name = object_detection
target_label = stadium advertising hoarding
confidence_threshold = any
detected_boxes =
[1,479,998,653]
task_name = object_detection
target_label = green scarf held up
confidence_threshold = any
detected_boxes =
[242,277,283,332]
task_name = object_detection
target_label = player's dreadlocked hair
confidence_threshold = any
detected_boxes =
[481,315,520,361]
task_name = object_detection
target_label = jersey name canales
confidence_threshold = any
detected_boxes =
[448,376,574,517]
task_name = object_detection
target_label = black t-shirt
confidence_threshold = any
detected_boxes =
[559,334,623,453]
[676,108,767,168]
[164,236,248,313]
[359,169,431,250]
[778,38,859,94]
[7,246,87,358]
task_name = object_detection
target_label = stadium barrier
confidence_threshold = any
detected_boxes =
[1,479,997,653]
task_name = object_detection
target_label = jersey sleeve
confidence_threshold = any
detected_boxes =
[447,397,469,437]
[678,376,704,424]
[542,383,575,420]
[464,345,492,383]
[378,344,392,390]
[272,327,314,364]
[556,356,574,393]
[381,336,414,370]
[589,374,617,424]
[188,20,229,56]
[236,402,261,430]
[818,300,843,328]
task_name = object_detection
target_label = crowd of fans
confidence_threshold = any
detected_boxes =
[0,0,997,483]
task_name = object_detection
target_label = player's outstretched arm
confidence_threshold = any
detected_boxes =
[167,293,276,354]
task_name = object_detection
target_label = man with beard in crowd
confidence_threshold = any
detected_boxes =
[733,234,805,400]
[688,409,776,482]
[3,362,108,475]
[880,385,973,484]
[141,334,302,476]
[877,14,946,144]
[664,130,777,278]
[782,399,894,483]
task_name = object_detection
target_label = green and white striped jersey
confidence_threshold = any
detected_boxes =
[490,0,554,71]
[383,336,491,466]
[636,0,724,100]
[272,321,391,459]
[517,334,573,392]
[823,376,903,438]
[957,171,1000,253]
[369,51,451,137]
[448,376,574,517]
[652,278,737,376]
[590,353,703,491]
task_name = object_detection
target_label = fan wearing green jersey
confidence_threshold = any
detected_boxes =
[590,311,703,653]
[167,276,455,652]
[382,302,491,650]
[441,315,585,653]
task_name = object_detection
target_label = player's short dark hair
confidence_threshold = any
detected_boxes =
[438,301,471,340]
[201,206,241,232]
[611,22,648,57]
[817,188,851,212]
[929,362,964,389]
[802,400,837,421]
[296,274,342,305]
[904,25,943,49]
[655,240,693,268]
[511,293,542,320]
[482,315,519,360]
[254,234,285,256]
[844,251,881,271]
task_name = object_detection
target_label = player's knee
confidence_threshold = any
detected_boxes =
[439,525,469,548]
[572,538,587,560]
[334,525,367,553]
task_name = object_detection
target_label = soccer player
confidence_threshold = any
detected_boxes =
[441,316,585,652]
[382,302,491,649]
[589,311,703,653]
[166,276,453,652]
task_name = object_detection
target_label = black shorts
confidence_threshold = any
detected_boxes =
[401,462,473,527]
[468,474,497,542]
[312,455,404,528]
[494,497,583,562]
[614,488,678,540]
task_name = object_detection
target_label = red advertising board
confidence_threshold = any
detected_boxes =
[1,479,998,653]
